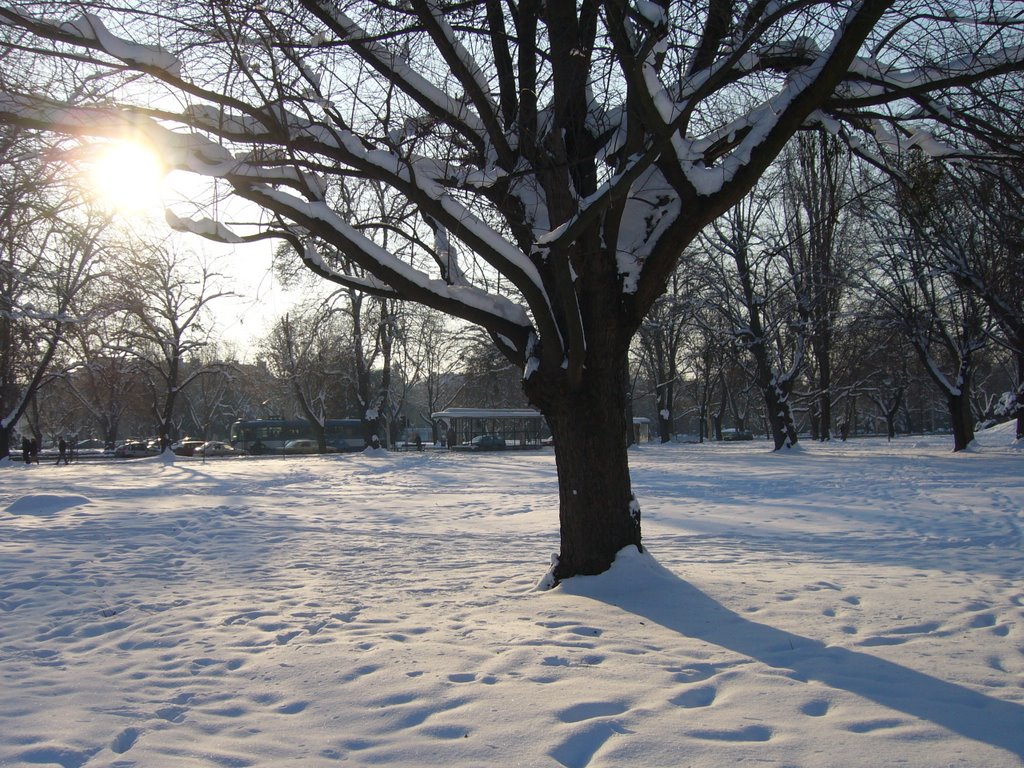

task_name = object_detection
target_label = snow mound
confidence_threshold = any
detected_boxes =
[5,494,92,516]
[974,420,1021,449]
[556,545,678,600]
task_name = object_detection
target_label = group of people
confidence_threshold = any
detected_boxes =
[20,436,71,465]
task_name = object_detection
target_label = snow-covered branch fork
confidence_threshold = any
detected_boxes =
[0,0,1021,578]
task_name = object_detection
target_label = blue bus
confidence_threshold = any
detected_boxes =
[229,418,364,454]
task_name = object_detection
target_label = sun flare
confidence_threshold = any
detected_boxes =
[89,141,166,213]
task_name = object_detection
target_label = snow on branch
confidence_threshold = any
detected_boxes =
[302,1,486,141]
[839,45,1024,103]
[418,0,499,119]
[165,211,244,243]
[0,8,184,77]
[255,185,532,330]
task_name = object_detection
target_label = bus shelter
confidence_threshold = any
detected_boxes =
[431,408,548,450]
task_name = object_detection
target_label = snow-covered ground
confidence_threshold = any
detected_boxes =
[1,426,1022,768]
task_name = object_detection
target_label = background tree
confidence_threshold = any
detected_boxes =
[61,308,144,448]
[329,286,398,448]
[780,133,856,440]
[118,245,231,451]
[907,165,1024,440]
[178,349,236,443]
[863,164,990,452]
[391,306,465,443]
[456,327,529,409]
[635,270,693,442]
[702,190,806,449]
[0,127,109,458]
[2,1,1021,575]
[264,308,346,451]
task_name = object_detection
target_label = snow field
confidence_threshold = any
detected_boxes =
[1,427,1022,767]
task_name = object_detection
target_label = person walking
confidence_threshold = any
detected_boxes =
[21,436,31,465]
[57,437,67,465]
[30,437,39,464]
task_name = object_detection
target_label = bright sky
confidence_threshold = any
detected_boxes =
[86,139,298,358]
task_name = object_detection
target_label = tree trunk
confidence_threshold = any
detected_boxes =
[948,393,975,452]
[157,353,182,452]
[815,337,833,441]
[713,381,726,440]
[808,405,820,441]
[656,379,673,443]
[764,384,799,450]
[819,389,832,441]
[103,422,119,451]
[533,357,642,582]
[1016,354,1023,442]
[0,424,13,460]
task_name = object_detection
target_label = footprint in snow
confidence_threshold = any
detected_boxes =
[968,612,996,628]
[800,699,830,717]
[549,720,627,768]
[110,727,140,754]
[557,701,629,723]
[670,685,716,709]
[846,718,905,733]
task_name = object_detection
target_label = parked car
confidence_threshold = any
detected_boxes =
[465,434,507,451]
[196,441,236,456]
[114,441,155,458]
[171,439,206,456]
[721,429,754,441]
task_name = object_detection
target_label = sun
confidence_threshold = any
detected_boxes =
[88,141,166,213]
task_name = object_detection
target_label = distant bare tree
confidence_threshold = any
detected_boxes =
[394,307,465,444]
[905,165,1024,440]
[0,127,110,458]
[264,308,345,451]
[780,133,857,440]
[118,246,232,451]
[702,189,806,450]
[864,163,991,451]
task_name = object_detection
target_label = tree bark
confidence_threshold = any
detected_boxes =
[948,393,975,452]
[818,355,833,441]
[156,353,181,451]
[0,424,13,461]
[1015,353,1024,442]
[531,354,642,581]
[656,378,673,443]
[764,383,800,450]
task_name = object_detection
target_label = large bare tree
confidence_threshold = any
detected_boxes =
[1,1,1020,576]
[0,126,110,459]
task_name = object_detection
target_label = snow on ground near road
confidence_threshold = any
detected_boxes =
[1,427,1022,768]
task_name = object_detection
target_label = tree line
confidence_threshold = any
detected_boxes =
[5,124,1019,459]
[633,134,1023,452]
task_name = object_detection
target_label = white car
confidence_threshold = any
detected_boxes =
[196,441,236,456]
[114,441,155,458]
